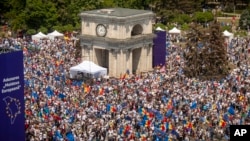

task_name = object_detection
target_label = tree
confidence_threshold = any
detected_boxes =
[239,9,250,30]
[184,21,230,80]
[183,23,206,78]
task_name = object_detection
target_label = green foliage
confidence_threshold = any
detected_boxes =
[181,23,190,31]
[166,25,175,31]
[193,12,214,23]
[2,0,247,34]
[26,29,36,35]
[172,14,192,25]
[154,23,166,30]
[221,26,232,32]
[239,9,250,30]
[234,30,247,37]
[38,27,48,34]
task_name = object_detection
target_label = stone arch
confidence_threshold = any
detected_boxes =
[131,24,143,36]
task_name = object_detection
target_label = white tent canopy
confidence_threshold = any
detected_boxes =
[155,27,165,31]
[69,61,107,79]
[168,27,181,34]
[47,30,64,40]
[223,30,234,41]
[223,30,233,37]
[31,32,47,41]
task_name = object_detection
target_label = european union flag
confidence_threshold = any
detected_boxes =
[164,135,169,141]
[54,130,63,140]
[58,93,66,99]
[190,101,197,109]
[45,86,54,97]
[106,104,111,112]
[66,131,75,141]
[166,109,172,117]
[228,106,235,115]
[161,96,168,103]
[68,116,75,124]
[155,112,163,121]
[223,113,229,122]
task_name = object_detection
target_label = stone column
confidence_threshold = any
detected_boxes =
[81,44,93,61]
[124,49,132,75]
[108,49,119,77]
[146,44,153,71]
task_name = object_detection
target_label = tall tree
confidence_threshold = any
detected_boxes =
[184,21,230,80]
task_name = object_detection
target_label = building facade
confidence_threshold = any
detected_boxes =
[79,8,155,77]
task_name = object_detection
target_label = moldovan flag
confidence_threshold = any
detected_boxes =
[160,123,166,131]
[219,119,227,128]
[111,106,117,113]
[145,120,151,128]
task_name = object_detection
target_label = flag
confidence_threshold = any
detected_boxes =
[223,113,229,122]
[45,86,54,97]
[228,106,235,115]
[54,130,63,140]
[190,101,197,109]
[186,122,193,129]
[68,115,75,124]
[111,106,117,113]
[32,91,39,100]
[106,104,111,112]
[164,135,169,141]
[161,96,168,103]
[219,119,226,128]
[124,125,131,135]
[168,123,173,130]
[160,123,166,131]
[167,99,173,109]
[171,129,179,137]
[156,112,163,121]
[166,109,172,117]
[145,120,151,127]
[58,93,66,99]
[66,131,75,141]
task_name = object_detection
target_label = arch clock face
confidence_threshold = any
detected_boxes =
[96,24,107,37]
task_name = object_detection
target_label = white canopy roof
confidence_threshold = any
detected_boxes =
[223,30,234,42]
[169,27,181,34]
[31,32,47,41]
[155,27,165,31]
[223,30,233,37]
[47,30,64,40]
[69,61,107,79]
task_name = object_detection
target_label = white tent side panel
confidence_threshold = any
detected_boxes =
[69,61,107,79]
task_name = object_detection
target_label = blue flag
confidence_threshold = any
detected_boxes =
[164,135,169,141]
[54,131,63,140]
[223,113,229,122]
[190,101,197,109]
[166,109,172,117]
[66,131,75,141]
[58,93,66,99]
[45,86,54,97]
[228,106,235,115]
[106,104,111,112]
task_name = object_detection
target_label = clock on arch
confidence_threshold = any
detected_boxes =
[96,24,107,37]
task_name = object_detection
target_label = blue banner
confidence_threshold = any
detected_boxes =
[0,51,25,141]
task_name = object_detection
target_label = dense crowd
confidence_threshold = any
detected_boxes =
[1,36,250,141]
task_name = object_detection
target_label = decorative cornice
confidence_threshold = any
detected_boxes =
[80,14,154,25]
[78,34,154,51]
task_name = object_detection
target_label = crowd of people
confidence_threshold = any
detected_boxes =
[1,36,250,141]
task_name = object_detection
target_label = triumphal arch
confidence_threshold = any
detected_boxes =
[79,8,155,77]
